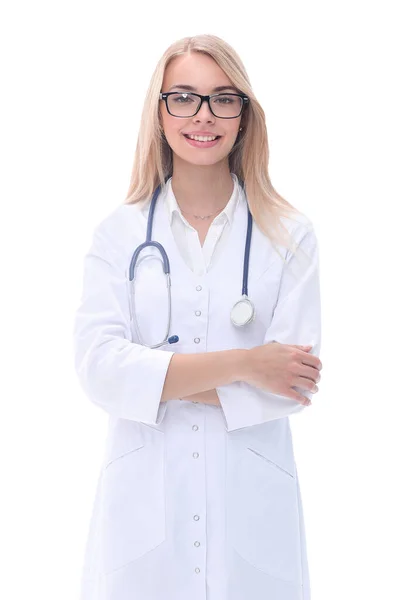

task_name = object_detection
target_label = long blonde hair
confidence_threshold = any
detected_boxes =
[124,34,310,263]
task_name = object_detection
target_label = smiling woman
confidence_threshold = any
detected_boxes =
[157,54,249,208]
[73,32,321,600]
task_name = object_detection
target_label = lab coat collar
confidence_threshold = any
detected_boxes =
[163,172,242,227]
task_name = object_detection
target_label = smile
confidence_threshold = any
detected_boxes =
[183,134,222,148]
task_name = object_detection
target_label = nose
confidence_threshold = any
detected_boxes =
[195,98,215,120]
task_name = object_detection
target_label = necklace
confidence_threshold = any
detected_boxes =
[177,203,226,220]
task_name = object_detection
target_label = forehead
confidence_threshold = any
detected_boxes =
[163,53,235,93]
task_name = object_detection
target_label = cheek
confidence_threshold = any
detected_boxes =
[163,122,186,147]
[222,130,240,151]
[166,131,186,154]
[161,107,178,134]
[162,109,182,131]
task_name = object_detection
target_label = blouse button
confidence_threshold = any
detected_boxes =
[193,452,199,459]
[192,425,199,431]
[195,310,201,316]
[194,541,200,547]
[196,285,202,291]
[194,338,200,343]
[195,567,201,574]
[193,515,200,521]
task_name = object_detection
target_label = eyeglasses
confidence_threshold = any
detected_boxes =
[159,92,249,119]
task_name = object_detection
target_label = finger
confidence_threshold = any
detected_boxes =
[299,352,322,370]
[298,364,321,383]
[291,344,312,350]
[294,376,318,393]
[288,387,312,405]
[301,379,318,393]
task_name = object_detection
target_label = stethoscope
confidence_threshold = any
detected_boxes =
[128,173,255,349]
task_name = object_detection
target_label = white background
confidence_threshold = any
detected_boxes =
[1,1,399,598]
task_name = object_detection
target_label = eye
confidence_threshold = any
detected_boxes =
[172,93,195,104]
[214,95,234,104]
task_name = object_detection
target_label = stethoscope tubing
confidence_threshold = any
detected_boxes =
[128,173,254,347]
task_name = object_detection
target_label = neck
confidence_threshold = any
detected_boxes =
[170,160,234,214]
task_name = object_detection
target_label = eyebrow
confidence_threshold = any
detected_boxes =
[167,84,241,94]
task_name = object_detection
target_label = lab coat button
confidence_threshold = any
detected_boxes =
[195,310,201,316]
[193,452,199,459]
[196,285,202,291]
[195,567,201,574]
[194,337,200,343]
[192,425,199,431]
[194,541,200,547]
[193,515,200,521]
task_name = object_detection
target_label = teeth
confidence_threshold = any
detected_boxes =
[187,134,218,142]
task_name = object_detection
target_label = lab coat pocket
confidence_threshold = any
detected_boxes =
[228,439,302,585]
[101,419,166,574]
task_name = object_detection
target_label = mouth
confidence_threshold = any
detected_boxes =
[182,134,222,148]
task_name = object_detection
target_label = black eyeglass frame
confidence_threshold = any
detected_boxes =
[159,92,249,119]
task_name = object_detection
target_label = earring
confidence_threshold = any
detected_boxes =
[239,127,243,131]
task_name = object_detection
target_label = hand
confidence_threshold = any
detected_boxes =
[243,342,322,405]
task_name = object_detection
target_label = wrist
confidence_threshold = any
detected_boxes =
[230,348,251,383]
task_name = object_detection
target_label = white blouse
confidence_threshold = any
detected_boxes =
[141,172,241,276]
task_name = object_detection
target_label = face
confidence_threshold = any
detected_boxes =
[159,53,243,167]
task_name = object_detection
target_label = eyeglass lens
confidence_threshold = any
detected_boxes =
[167,93,243,118]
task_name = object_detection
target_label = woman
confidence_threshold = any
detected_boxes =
[73,33,323,600]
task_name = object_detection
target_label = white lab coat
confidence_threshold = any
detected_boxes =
[73,185,321,600]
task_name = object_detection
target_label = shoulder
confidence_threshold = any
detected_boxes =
[280,210,315,240]
[96,202,145,235]
[89,202,148,267]
[279,211,319,259]
[279,211,320,283]
[94,201,146,243]
[251,208,317,269]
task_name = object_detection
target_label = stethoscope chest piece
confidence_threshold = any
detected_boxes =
[230,295,256,327]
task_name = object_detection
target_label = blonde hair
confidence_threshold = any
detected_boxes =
[124,33,311,264]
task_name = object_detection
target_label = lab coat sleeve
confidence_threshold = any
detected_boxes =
[216,221,321,432]
[72,220,174,426]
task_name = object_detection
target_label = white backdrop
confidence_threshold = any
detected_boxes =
[1,1,399,598]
